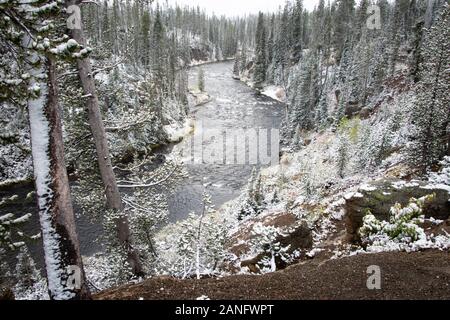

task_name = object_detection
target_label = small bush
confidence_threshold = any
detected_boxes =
[359,194,434,244]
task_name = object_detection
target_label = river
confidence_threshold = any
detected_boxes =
[168,61,284,221]
[0,61,284,267]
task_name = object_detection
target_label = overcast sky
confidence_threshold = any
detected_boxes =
[165,0,321,17]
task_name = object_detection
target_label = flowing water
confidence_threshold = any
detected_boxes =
[168,61,284,221]
[1,61,284,267]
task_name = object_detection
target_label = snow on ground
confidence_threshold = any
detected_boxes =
[0,103,33,183]
[261,86,286,103]
[426,156,450,194]
[189,59,212,67]
[217,86,450,269]
[152,78,450,277]
[188,89,212,106]
[164,118,195,143]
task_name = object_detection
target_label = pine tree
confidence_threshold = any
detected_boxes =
[68,0,145,278]
[292,0,303,62]
[254,12,267,90]
[336,133,350,178]
[353,31,373,106]
[14,246,42,294]
[288,54,319,132]
[238,167,263,220]
[233,51,241,79]
[198,68,205,92]
[266,15,275,83]
[173,193,227,279]
[316,90,329,128]
[274,5,290,83]
[152,8,166,93]
[333,0,356,62]
[141,10,151,68]
[249,223,290,273]
[0,248,13,298]
[0,0,93,299]
[355,0,370,41]
[240,41,248,73]
[102,0,112,54]
[387,1,401,75]
[267,15,275,67]
[408,4,450,171]
[410,19,425,82]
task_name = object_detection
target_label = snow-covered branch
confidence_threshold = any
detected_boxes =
[117,167,177,188]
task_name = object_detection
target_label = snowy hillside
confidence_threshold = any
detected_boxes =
[0,0,449,302]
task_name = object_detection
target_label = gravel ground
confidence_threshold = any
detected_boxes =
[95,250,450,300]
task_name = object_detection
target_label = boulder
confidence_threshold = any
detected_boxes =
[345,180,450,243]
[240,221,312,272]
[359,107,371,119]
[228,212,312,273]
[334,89,341,103]
[188,90,212,107]
[275,88,286,102]
[344,102,361,118]
[0,288,14,300]
[190,45,210,62]
[278,222,312,251]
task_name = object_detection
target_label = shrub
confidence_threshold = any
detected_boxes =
[359,194,434,244]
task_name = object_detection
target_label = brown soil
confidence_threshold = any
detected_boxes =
[95,250,450,300]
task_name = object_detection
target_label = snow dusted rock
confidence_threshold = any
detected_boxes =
[0,288,14,300]
[344,102,361,118]
[195,93,212,106]
[279,222,312,251]
[188,89,212,107]
[239,223,311,274]
[280,153,293,167]
[359,107,372,120]
[227,212,312,273]
[345,180,450,243]
[190,45,212,63]
[261,86,286,102]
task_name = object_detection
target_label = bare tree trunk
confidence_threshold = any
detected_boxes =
[66,0,143,276]
[28,56,91,300]
[447,119,450,156]
[447,136,450,156]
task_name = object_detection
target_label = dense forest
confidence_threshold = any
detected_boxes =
[0,0,449,300]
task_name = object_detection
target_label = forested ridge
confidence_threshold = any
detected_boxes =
[0,0,449,300]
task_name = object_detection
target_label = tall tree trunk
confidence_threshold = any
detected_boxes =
[447,130,450,156]
[28,55,91,300]
[446,86,450,158]
[66,0,143,276]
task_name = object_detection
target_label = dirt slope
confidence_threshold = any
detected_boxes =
[95,250,450,300]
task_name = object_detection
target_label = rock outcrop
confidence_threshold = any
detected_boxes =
[345,180,450,243]
[227,212,312,273]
